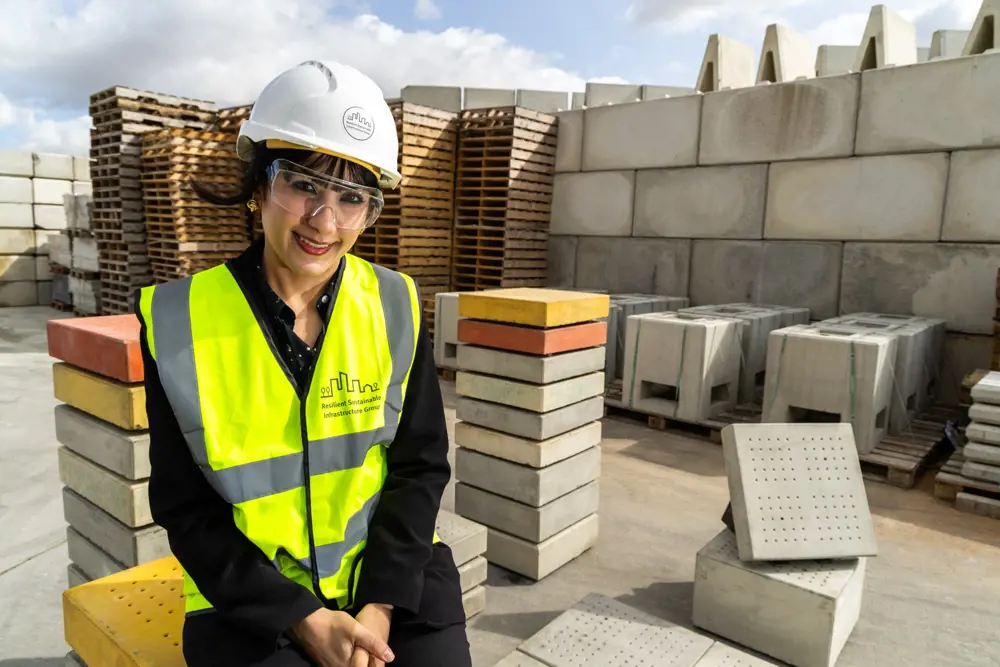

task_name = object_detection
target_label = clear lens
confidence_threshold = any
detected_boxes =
[267,159,383,230]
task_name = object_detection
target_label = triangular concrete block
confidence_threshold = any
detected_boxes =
[757,24,814,83]
[963,0,1000,55]
[931,29,971,59]
[697,34,756,93]
[854,4,918,71]
[815,45,857,76]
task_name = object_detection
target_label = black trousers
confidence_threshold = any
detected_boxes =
[182,611,472,667]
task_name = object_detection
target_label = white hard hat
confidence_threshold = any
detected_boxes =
[238,60,401,189]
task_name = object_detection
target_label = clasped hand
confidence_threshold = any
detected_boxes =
[292,604,394,667]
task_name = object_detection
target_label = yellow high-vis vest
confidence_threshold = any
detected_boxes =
[138,254,426,615]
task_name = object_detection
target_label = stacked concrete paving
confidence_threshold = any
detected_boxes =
[963,373,1000,497]
[434,510,489,619]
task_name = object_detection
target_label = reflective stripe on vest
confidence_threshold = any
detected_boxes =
[139,255,422,613]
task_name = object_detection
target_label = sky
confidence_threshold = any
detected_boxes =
[0,0,986,155]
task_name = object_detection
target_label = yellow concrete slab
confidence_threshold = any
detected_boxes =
[63,556,184,667]
[53,362,147,431]
[458,288,610,328]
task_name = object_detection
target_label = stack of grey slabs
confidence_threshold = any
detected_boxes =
[435,509,489,619]
[963,372,1000,488]
[605,294,689,395]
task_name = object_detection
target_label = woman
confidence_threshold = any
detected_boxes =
[133,60,471,667]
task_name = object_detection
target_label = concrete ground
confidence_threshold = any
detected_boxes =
[2,305,1000,667]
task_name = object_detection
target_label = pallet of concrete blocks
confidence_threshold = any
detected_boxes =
[435,509,489,619]
[620,312,742,425]
[45,315,169,588]
[694,422,877,667]
[942,371,1000,518]
[452,287,608,580]
[495,593,785,666]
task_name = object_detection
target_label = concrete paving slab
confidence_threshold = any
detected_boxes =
[456,480,599,543]
[693,530,866,667]
[57,447,151,528]
[456,396,605,441]
[971,371,1000,405]
[66,526,126,581]
[54,404,150,480]
[943,148,1000,242]
[554,110,583,173]
[633,164,767,240]
[459,555,488,593]
[815,45,856,77]
[699,74,858,165]
[455,446,600,508]
[456,370,605,413]
[931,29,970,59]
[435,509,487,567]
[551,171,635,236]
[0,201,33,227]
[855,5,917,71]
[0,149,33,176]
[966,421,1000,446]
[457,345,605,385]
[458,319,607,356]
[486,513,599,581]
[764,153,949,241]
[52,362,146,431]
[722,422,878,561]
[62,488,168,568]
[697,34,756,93]
[581,96,701,171]
[963,0,1000,55]
[459,288,610,329]
[963,442,1000,466]
[757,24,814,83]
[574,237,691,297]
[969,402,1000,426]
[961,460,1000,484]
[454,420,602,469]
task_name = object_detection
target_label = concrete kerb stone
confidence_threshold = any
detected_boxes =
[57,446,152,528]
[54,403,151,481]
[455,370,605,413]
[458,556,488,593]
[66,526,126,581]
[854,5,918,71]
[456,395,605,441]
[964,441,1000,466]
[757,24,814,83]
[62,487,169,568]
[485,513,599,581]
[697,34,756,93]
[456,344,605,385]
[580,96,701,171]
[455,445,600,508]
[462,586,486,619]
[453,420,602,469]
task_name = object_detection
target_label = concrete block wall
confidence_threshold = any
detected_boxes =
[547,50,1000,406]
[0,151,91,307]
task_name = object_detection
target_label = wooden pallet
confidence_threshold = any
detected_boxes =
[855,404,962,488]
[934,449,1000,500]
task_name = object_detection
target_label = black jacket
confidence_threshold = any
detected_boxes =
[133,240,465,641]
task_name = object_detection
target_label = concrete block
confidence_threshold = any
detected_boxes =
[36,254,52,281]
[757,24,814,83]
[584,83,641,106]
[955,491,1000,519]
[0,150,33,177]
[856,52,1000,154]
[400,85,462,112]
[574,237,691,297]
[840,243,1000,336]
[963,0,1000,55]
[570,92,585,109]
[621,313,741,423]
[855,5,917,71]
[964,442,1000,466]
[47,314,143,383]
[606,295,688,381]
[37,280,52,305]
[0,176,32,203]
[456,370,604,413]
[722,422,877,561]
[919,46,931,62]
[34,228,61,255]
[67,566,90,589]
[457,344,605,385]
[73,156,91,181]
[0,254,35,282]
[455,445,600,507]
[433,292,459,369]
[699,74,859,165]
[815,45,856,77]
[763,325,896,455]
[693,530,866,667]
[697,34,756,93]
[546,235,577,288]
[581,96,701,171]
[766,153,948,241]
[32,178,73,205]
[32,153,75,180]
[0,229,35,255]
[943,148,1000,241]
[54,404,150,480]
[71,194,92,230]
[435,509,487,567]
[57,447,151,528]
[33,203,66,230]
[454,420,602,468]
[967,421,1000,446]
[931,30,970,59]
[971,371,1000,405]
[52,362,147,431]
[49,232,71,268]
[458,288,609,328]
[458,556,487,593]
[486,513,598,580]
[633,164,766,239]
[464,87,516,109]
[458,318,607,355]
[456,395,605,441]
[0,202,33,228]
[962,460,1000,484]
[0,279,37,306]
[688,241,842,320]
[462,586,486,619]
[551,171,634,236]
[969,402,1000,426]
[751,304,811,328]
[553,110,583,173]
[72,236,99,273]
[516,89,569,112]
[72,181,92,197]
[67,527,126,581]
[456,479,599,542]
[63,488,168,568]
[640,84,695,99]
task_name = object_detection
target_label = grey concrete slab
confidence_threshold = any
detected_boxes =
[551,171,634,236]
[456,480,599,543]
[486,513,599,581]
[943,149,1000,242]
[457,345,605,385]
[966,421,1000,446]
[459,556,488,593]
[456,395,605,441]
[554,110,583,173]
[969,402,1000,427]
[633,164,767,240]
[840,243,1000,336]
[581,96,701,171]
[62,488,168,568]
[0,202,33,228]
[765,154,949,241]
[453,420,602,469]
[456,370,605,413]
[57,446,152,528]
[546,236,578,288]
[455,446,600,508]
[54,404,151,480]
[574,237,691,297]
[963,442,1000,466]
[517,90,570,113]
[0,149,33,177]
[66,526,125,581]
[961,460,1000,484]
[463,585,487,619]
[464,87,516,109]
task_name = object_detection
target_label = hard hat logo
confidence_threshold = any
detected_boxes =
[343,107,375,142]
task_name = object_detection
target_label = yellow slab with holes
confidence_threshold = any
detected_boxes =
[53,362,147,431]
[63,556,184,667]
[458,288,610,328]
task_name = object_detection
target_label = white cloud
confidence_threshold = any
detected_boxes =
[414,0,442,21]
[0,93,91,155]
[625,0,808,33]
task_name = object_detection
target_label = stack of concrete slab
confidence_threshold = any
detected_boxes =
[46,315,167,587]
[695,423,876,667]
[962,372,1000,489]
[452,288,608,580]
[994,268,1000,372]
[621,312,742,424]
[435,510,488,619]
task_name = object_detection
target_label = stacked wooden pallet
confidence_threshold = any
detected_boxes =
[353,102,458,335]
[450,106,557,293]
[140,129,249,282]
[88,86,216,313]
[994,268,1000,371]
[213,104,258,240]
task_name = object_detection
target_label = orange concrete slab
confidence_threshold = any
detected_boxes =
[457,319,608,355]
[47,315,143,383]
[458,288,609,328]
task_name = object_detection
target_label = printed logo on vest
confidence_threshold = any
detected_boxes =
[320,372,383,419]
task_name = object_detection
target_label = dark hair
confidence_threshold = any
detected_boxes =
[191,142,381,239]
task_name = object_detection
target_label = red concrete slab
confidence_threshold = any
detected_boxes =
[457,319,607,356]
[47,315,143,383]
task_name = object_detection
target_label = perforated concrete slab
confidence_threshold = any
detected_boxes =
[456,480,600,543]
[454,420,602,468]
[457,345,605,385]
[495,652,549,667]
[971,371,1000,405]
[456,395,605,441]
[435,509,487,566]
[722,422,877,562]
[693,530,866,667]
[519,592,714,667]
[455,446,600,507]
[969,403,1000,427]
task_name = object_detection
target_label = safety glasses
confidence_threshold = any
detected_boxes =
[266,159,384,231]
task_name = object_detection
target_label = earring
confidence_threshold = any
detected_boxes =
[247,199,259,212]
